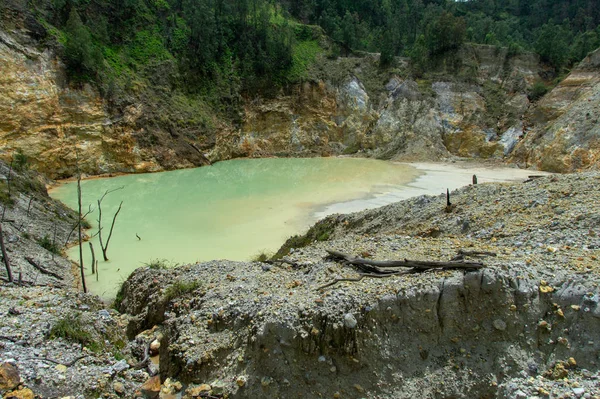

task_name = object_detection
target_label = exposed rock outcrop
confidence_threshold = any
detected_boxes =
[0,6,214,179]
[512,48,600,172]
[217,47,542,165]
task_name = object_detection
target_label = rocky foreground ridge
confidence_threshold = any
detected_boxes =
[2,169,598,398]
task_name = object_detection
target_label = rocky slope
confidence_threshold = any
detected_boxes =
[221,45,540,165]
[0,161,163,398]
[114,172,600,399]
[512,48,600,172]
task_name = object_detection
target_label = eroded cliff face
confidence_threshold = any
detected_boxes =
[511,48,600,172]
[0,10,213,178]
[215,46,541,165]
[1,8,598,177]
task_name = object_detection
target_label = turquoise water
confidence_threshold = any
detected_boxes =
[50,157,418,297]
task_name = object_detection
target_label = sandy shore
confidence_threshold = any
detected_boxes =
[312,161,552,219]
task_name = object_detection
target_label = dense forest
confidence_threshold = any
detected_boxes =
[19,0,600,111]
[279,0,600,68]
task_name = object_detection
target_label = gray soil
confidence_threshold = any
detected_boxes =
[1,165,600,399]
[117,172,600,398]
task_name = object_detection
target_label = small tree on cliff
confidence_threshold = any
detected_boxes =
[64,8,102,76]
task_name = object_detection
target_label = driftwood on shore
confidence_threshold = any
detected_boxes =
[319,249,489,290]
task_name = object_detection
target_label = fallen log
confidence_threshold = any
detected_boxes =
[25,256,64,280]
[319,249,485,290]
[325,249,484,271]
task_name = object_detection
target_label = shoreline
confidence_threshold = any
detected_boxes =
[311,161,552,220]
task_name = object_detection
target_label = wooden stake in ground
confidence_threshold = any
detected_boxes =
[89,242,96,274]
[76,159,87,293]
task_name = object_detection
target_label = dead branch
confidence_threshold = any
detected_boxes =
[452,249,497,261]
[319,249,485,290]
[26,197,33,217]
[64,204,94,246]
[325,249,484,271]
[317,269,418,290]
[24,257,63,280]
[0,160,14,283]
[133,342,150,370]
[524,175,545,183]
[76,150,87,294]
[98,201,122,261]
[28,355,86,367]
[266,258,300,268]
[98,186,125,203]
[0,223,12,282]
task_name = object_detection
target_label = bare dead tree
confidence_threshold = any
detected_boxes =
[0,223,12,283]
[75,151,87,293]
[96,187,124,262]
[64,204,94,246]
[1,160,14,282]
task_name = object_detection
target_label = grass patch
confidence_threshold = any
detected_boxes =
[273,219,336,259]
[144,259,177,270]
[50,314,101,352]
[287,40,322,82]
[251,251,273,262]
[37,235,61,255]
[164,279,202,301]
[0,180,13,206]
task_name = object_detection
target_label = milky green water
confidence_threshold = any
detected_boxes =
[50,157,418,298]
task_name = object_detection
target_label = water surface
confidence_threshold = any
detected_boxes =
[50,158,418,297]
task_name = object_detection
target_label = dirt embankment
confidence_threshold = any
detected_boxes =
[114,172,600,398]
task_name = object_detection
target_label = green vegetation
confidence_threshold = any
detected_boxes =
[280,0,600,73]
[529,80,550,101]
[37,235,61,255]
[288,40,322,81]
[252,251,274,262]
[20,0,600,126]
[50,314,101,352]
[273,219,336,259]
[12,150,29,172]
[144,258,177,269]
[164,279,202,301]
